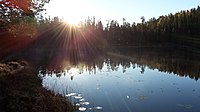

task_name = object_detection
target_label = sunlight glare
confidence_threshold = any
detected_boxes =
[45,0,100,26]
[66,68,79,75]
[63,17,80,26]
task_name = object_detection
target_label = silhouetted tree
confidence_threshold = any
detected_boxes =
[0,0,50,24]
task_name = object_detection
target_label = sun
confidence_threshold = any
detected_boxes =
[44,0,99,26]
[63,17,80,26]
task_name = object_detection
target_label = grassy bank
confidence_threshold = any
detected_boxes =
[0,60,75,112]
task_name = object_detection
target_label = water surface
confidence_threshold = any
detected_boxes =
[38,48,200,112]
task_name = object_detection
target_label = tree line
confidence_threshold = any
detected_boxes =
[102,6,200,46]
[32,5,200,48]
[0,1,200,49]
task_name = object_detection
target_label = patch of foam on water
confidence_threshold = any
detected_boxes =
[95,106,103,110]
[87,106,103,110]
[79,99,85,101]
[65,93,77,97]
[79,107,86,111]
[74,96,83,99]
[76,103,80,106]
[80,102,90,105]
[65,92,102,111]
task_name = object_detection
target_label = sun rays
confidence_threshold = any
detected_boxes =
[44,0,100,26]
[63,18,81,26]
[35,20,105,70]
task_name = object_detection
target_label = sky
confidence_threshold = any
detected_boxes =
[44,0,200,25]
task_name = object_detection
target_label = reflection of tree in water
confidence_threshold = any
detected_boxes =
[40,47,200,80]
[108,48,200,80]
[140,65,145,74]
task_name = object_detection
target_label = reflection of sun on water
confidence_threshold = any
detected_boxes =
[67,68,79,75]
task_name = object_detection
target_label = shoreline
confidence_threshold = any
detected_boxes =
[0,60,75,112]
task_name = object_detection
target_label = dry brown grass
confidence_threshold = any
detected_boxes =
[0,60,75,112]
[0,61,25,76]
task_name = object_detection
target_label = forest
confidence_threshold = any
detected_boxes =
[1,1,200,54]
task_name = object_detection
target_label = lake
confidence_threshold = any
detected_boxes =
[38,48,200,112]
